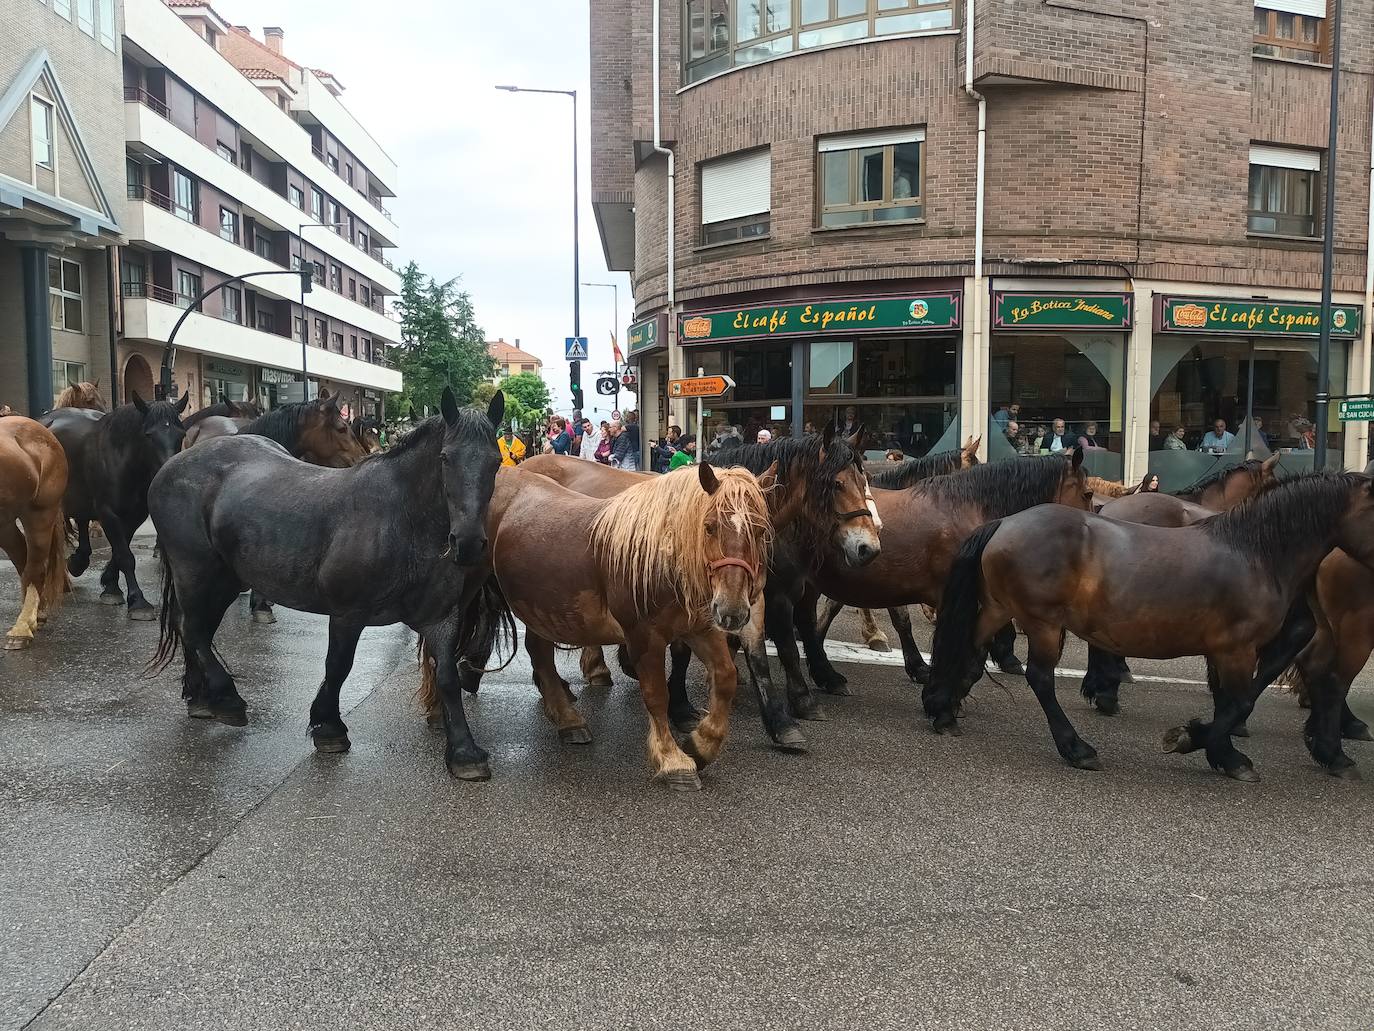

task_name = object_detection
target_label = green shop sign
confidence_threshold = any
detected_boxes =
[1157,295,1362,338]
[993,292,1132,331]
[1339,399,1374,422]
[627,314,666,356]
[678,293,961,344]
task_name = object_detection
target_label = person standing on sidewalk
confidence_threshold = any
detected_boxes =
[578,417,602,461]
[668,434,696,470]
[613,411,641,471]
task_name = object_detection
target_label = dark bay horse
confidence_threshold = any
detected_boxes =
[809,452,1092,686]
[0,417,69,648]
[924,472,1374,781]
[149,390,505,763]
[431,461,775,790]
[1287,549,1374,746]
[352,415,383,454]
[39,393,188,618]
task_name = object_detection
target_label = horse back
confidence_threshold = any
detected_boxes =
[519,453,648,499]
[1099,491,1214,528]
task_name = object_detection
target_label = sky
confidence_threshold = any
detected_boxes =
[222,0,631,415]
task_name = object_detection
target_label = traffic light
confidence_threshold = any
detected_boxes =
[569,361,585,412]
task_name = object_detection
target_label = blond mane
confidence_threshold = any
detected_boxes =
[1086,475,1131,498]
[589,466,771,618]
[55,381,108,412]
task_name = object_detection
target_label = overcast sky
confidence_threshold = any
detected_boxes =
[224,0,631,415]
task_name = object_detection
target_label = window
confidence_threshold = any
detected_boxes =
[126,158,145,199]
[331,331,344,353]
[310,188,323,220]
[684,0,954,83]
[328,200,341,231]
[700,148,771,244]
[121,257,145,298]
[219,206,238,243]
[817,128,924,227]
[329,263,342,291]
[348,278,357,300]
[254,233,273,259]
[345,163,353,185]
[175,269,202,309]
[172,169,197,222]
[290,253,303,271]
[48,256,83,332]
[360,284,371,307]
[97,0,115,49]
[1253,0,1324,62]
[257,310,275,332]
[362,337,372,362]
[221,285,241,324]
[312,261,326,286]
[314,317,326,345]
[327,153,339,174]
[216,142,235,163]
[31,97,54,171]
[54,0,70,20]
[358,229,369,252]
[240,144,253,174]
[349,334,358,357]
[205,25,218,48]
[808,340,855,395]
[294,316,307,341]
[76,0,93,34]
[1248,144,1320,237]
[289,184,305,209]
[51,360,86,406]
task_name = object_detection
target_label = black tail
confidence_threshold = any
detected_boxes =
[145,553,182,677]
[924,518,1002,721]
[457,576,518,682]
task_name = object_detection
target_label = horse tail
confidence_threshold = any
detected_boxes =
[145,554,182,677]
[924,518,1003,722]
[417,577,517,717]
[417,636,439,717]
[38,506,71,612]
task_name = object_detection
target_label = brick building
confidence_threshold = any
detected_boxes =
[118,0,401,417]
[0,0,124,416]
[593,0,1374,482]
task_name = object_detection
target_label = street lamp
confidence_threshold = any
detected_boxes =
[583,280,619,414]
[298,220,352,403]
[496,84,581,410]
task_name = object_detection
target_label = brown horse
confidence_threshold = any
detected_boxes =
[0,417,70,649]
[925,472,1374,781]
[183,416,252,449]
[425,461,775,789]
[54,380,107,412]
[1287,550,1374,746]
[808,452,1092,686]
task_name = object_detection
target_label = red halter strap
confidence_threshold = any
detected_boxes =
[708,556,759,583]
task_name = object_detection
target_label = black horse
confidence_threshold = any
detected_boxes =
[40,393,189,619]
[148,389,507,779]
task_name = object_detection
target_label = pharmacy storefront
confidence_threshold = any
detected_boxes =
[203,358,253,408]
[676,290,963,456]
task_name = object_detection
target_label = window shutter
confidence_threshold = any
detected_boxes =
[701,149,771,225]
[1254,0,1326,18]
[1250,144,1320,171]
[818,128,925,153]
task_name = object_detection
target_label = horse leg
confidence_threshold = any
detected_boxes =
[987,622,1025,676]
[737,593,805,752]
[1081,645,1124,716]
[579,646,614,688]
[423,617,490,780]
[768,592,825,721]
[67,519,91,578]
[630,635,700,790]
[525,632,591,744]
[666,639,706,731]
[887,605,930,684]
[859,608,890,652]
[307,617,365,752]
[814,594,844,640]
[0,522,37,649]
[249,589,276,625]
[1022,622,1100,770]
[678,629,740,770]
[98,558,122,604]
[1341,701,1372,742]
[99,511,153,619]
[181,580,247,725]
[797,586,849,695]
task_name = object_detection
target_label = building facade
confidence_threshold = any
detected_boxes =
[0,0,124,416]
[118,0,400,417]
[593,0,1374,483]
[487,337,543,381]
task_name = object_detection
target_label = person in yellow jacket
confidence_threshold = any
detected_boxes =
[498,426,526,467]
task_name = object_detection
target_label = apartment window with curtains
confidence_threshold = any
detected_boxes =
[684,0,955,83]
[817,128,924,227]
[700,148,771,244]
[1253,0,1326,62]
[1248,144,1320,238]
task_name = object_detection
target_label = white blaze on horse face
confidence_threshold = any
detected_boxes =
[731,511,746,534]
[864,482,883,531]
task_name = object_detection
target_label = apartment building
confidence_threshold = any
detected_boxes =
[487,338,543,381]
[594,0,1374,483]
[118,0,401,417]
[0,0,124,416]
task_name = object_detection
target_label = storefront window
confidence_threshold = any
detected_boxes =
[803,400,957,457]
[808,340,854,394]
[731,341,792,402]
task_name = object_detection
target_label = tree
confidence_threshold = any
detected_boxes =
[388,261,495,415]
[497,371,551,434]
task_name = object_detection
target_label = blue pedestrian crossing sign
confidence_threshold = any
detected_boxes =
[564,336,589,361]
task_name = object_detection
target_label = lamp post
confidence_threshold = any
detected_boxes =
[496,84,581,410]
[583,279,618,414]
[1313,0,1343,470]
[298,220,352,403]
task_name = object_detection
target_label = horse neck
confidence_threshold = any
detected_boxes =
[370,432,446,531]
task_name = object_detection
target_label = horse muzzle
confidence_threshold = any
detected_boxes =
[449,533,488,566]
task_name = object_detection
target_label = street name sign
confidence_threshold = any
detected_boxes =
[1338,399,1374,422]
[564,336,589,360]
[669,375,735,398]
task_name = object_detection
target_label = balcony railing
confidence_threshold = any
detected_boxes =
[123,86,170,120]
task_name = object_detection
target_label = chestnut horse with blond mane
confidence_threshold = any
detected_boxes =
[0,417,70,649]
[54,380,108,412]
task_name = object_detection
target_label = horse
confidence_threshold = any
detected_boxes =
[148,390,505,769]
[39,393,189,618]
[54,380,107,412]
[0,417,69,649]
[183,415,252,449]
[181,399,262,428]
[923,472,1374,781]
[1285,550,1374,745]
[352,415,383,454]
[807,452,1092,687]
[426,460,775,790]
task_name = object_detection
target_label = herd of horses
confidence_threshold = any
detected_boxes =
[3,380,1374,790]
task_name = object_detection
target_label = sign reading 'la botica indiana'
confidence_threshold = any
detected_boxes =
[1157,296,1362,338]
[678,293,961,343]
[993,292,1133,331]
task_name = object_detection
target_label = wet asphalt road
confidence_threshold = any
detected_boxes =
[3,534,1374,1030]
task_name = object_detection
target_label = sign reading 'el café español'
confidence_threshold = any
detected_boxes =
[678,293,961,343]
[1158,296,1362,338]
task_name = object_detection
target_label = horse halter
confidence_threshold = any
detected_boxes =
[708,555,760,584]
[835,480,884,530]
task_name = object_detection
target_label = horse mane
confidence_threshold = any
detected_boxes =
[1175,459,1264,500]
[913,454,1075,519]
[55,382,107,411]
[107,399,181,439]
[364,407,493,464]
[241,402,312,450]
[870,449,964,489]
[1202,472,1364,562]
[1086,475,1130,499]
[590,467,771,617]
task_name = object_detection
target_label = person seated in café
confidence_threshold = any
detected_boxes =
[1039,417,1074,454]
[1077,421,1104,450]
[885,448,905,462]
[1251,416,1270,449]
[1198,418,1234,455]
[1293,417,1316,450]
[1147,419,1166,451]
[1165,424,1188,451]
[992,401,1021,431]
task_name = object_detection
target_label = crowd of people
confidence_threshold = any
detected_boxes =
[495,409,660,472]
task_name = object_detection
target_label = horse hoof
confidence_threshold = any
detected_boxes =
[558,725,593,745]
[447,758,492,781]
[1329,762,1362,781]
[996,657,1026,676]
[586,674,613,688]
[1093,695,1120,716]
[930,716,962,737]
[252,609,277,625]
[1344,721,1373,742]
[187,700,214,720]
[4,635,32,651]
[98,590,124,606]
[866,637,892,653]
[214,707,249,727]
[425,711,444,731]
[1118,669,1135,684]
[1225,764,1260,783]
[1232,722,1250,739]
[1069,752,1103,771]
[792,699,828,722]
[908,668,931,686]
[661,768,702,792]
[127,603,156,622]
[772,725,809,753]
[312,733,351,754]
[1162,726,1194,754]
[819,678,852,697]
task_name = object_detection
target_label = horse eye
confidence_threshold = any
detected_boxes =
[705,523,716,535]
[834,480,844,491]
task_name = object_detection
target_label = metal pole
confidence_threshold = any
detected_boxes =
[300,250,309,402]
[696,365,704,441]
[1315,0,1343,470]
[1245,340,1256,455]
[571,91,581,415]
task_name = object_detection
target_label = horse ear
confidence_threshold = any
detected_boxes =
[487,390,505,429]
[130,391,149,415]
[1069,447,1084,470]
[698,461,720,495]
[1261,453,1280,477]
[822,421,836,446]
[756,459,779,493]
[968,434,982,452]
[318,387,331,401]
[92,377,100,389]
[175,392,191,414]
[67,376,78,388]
[440,386,459,427]
[845,425,864,451]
